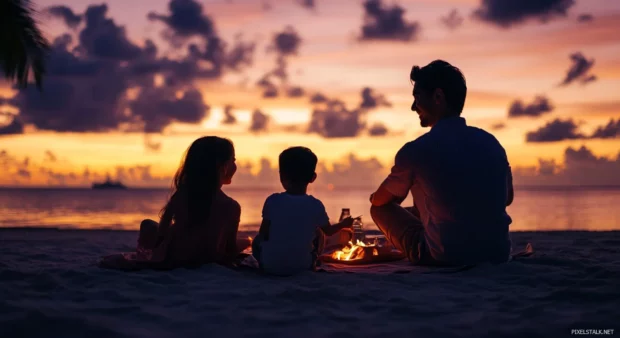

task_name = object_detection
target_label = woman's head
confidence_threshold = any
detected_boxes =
[174,136,236,189]
[165,136,236,227]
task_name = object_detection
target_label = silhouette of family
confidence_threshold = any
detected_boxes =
[100,60,514,275]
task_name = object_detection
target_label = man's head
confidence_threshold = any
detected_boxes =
[410,60,467,127]
[278,146,318,191]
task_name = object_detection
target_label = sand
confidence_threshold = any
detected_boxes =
[1,228,619,338]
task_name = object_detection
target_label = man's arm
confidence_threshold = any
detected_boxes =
[371,146,413,207]
[506,165,514,207]
[319,216,355,236]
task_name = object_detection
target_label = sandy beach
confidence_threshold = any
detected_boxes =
[1,228,618,338]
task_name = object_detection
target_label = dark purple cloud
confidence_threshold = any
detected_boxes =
[368,123,388,136]
[147,0,216,43]
[271,26,302,56]
[360,0,420,42]
[249,109,270,132]
[0,116,24,135]
[591,119,620,139]
[508,96,554,118]
[222,105,237,125]
[130,88,209,133]
[79,4,144,61]
[310,93,328,104]
[287,86,305,98]
[577,13,593,23]
[526,118,585,142]
[297,0,315,9]
[560,52,596,86]
[473,0,575,28]
[308,101,366,138]
[360,87,392,109]
[46,5,82,29]
[491,122,506,130]
[441,9,464,30]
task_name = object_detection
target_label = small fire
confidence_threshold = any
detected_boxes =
[331,240,379,261]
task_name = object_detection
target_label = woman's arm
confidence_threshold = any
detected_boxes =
[224,201,242,260]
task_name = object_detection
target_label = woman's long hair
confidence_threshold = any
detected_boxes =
[160,136,234,229]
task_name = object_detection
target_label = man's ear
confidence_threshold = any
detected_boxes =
[310,173,317,183]
[434,88,445,105]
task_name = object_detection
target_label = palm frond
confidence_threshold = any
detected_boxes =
[0,0,51,90]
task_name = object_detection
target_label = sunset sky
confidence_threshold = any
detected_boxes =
[1,0,619,187]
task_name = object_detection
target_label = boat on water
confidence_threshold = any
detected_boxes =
[92,178,127,190]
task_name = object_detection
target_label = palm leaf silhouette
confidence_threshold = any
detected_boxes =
[0,0,50,90]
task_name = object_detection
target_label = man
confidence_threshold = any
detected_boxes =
[370,60,514,266]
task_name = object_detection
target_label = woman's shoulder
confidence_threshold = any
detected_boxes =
[216,190,241,213]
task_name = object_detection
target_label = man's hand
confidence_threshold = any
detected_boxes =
[339,216,355,229]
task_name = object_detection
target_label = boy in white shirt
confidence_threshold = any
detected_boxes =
[252,146,355,276]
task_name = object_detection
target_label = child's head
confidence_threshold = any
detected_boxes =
[278,146,318,191]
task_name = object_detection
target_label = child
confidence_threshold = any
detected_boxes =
[252,146,355,276]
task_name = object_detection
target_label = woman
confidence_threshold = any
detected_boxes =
[101,136,249,270]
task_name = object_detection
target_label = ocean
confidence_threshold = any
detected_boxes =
[1,186,619,231]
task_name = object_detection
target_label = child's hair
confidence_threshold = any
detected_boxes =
[160,136,234,228]
[279,146,318,184]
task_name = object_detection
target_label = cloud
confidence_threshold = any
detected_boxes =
[360,87,392,109]
[359,0,420,42]
[310,93,328,104]
[249,109,270,132]
[297,0,315,10]
[525,118,585,142]
[147,0,215,44]
[287,86,305,98]
[473,0,575,28]
[560,52,596,86]
[368,123,388,136]
[491,122,506,130]
[222,105,237,125]
[7,2,252,136]
[44,150,57,162]
[577,13,594,23]
[46,5,82,29]
[0,116,24,135]
[513,145,620,186]
[270,26,302,57]
[441,9,464,30]
[508,96,554,118]
[591,119,620,139]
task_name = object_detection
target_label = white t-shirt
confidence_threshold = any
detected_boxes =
[258,192,330,275]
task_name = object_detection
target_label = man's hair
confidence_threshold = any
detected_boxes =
[279,146,318,183]
[410,60,467,115]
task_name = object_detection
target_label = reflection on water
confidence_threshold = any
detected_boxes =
[0,187,619,231]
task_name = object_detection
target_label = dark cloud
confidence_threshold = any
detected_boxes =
[144,136,162,152]
[257,77,279,98]
[287,86,305,98]
[441,9,464,30]
[308,100,365,138]
[0,116,24,135]
[79,4,144,61]
[560,52,596,86]
[297,0,315,9]
[368,123,388,136]
[147,0,215,43]
[46,5,82,29]
[271,26,302,56]
[360,0,420,42]
[249,109,270,132]
[360,87,392,109]
[491,122,506,130]
[591,119,620,139]
[310,93,328,104]
[577,13,593,23]
[222,105,237,125]
[526,118,585,142]
[130,88,209,133]
[508,96,554,118]
[473,0,575,28]
[7,2,250,136]
[44,150,57,162]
